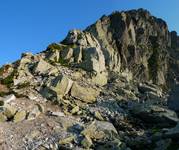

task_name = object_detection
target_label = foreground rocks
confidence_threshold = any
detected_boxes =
[131,104,179,127]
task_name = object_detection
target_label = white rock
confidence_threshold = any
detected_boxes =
[50,111,65,117]
[3,94,16,104]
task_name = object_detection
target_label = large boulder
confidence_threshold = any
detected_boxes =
[80,47,106,73]
[33,59,58,75]
[13,53,38,86]
[13,110,26,123]
[164,122,179,138]
[71,82,99,103]
[131,104,179,127]
[91,72,108,86]
[3,105,17,119]
[168,83,179,112]
[138,83,162,96]
[27,104,43,120]
[2,94,16,105]
[51,75,73,99]
[42,75,73,100]
[81,121,118,140]
[0,113,7,122]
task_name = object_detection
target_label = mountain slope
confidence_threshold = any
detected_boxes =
[0,8,179,150]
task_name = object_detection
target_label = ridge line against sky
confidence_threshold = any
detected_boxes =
[0,0,178,66]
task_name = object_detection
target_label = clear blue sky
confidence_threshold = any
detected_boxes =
[0,0,179,66]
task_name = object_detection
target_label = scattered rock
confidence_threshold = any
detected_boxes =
[3,105,17,119]
[71,106,80,115]
[131,104,179,127]
[48,111,65,117]
[164,123,179,138]
[3,94,16,104]
[91,72,108,86]
[13,110,26,123]
[138,83,162,96]
[71,82,99,103]
[34,59,57,75]
[94,111,104,121]
[0,113,7,122]
[59,135,75,145]
[81,121,117,140]
[27,105,41,120]
[81,135,93,148]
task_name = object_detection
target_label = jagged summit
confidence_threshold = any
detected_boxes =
[99,8,167,27]
[59,8,179,86]
[0,9,179,149]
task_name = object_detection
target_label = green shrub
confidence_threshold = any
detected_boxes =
[17,82,30,89]
[47,43,77,51]
[0,91,7,97]
[0,67,3,76]
[151,127,161,134]
[0,64,11,76]
[58,58,69,67]
[1,69,17,87]
[47,43,64,51]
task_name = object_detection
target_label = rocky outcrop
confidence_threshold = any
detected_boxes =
[45,31,108,86]
[131,104,179,127]
[86,9,171,86]
[31,9,179,88]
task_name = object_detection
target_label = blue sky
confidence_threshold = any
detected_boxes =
[0,0,179,66]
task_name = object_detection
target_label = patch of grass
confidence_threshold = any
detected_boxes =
[0,64,12,76]
[46,43,77,66]
[17,82,30,89]
[77,33,83,40]
[0,67,4,76]
[46,59,57,66]
[58,58,69,67]
[47,43,64,51]
[1,69,17,88]
[47,43,77,52]
[0,91,7,97]
[151,127,161,134]
[46,57,69,67]
[2,74,14,87]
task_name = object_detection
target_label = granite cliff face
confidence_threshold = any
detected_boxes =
[0,9,179,150]
[64,9,178,87]
[87,9,170,85]
[59,9,179,87]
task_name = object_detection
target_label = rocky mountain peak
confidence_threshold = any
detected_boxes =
[0,9,179,149]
